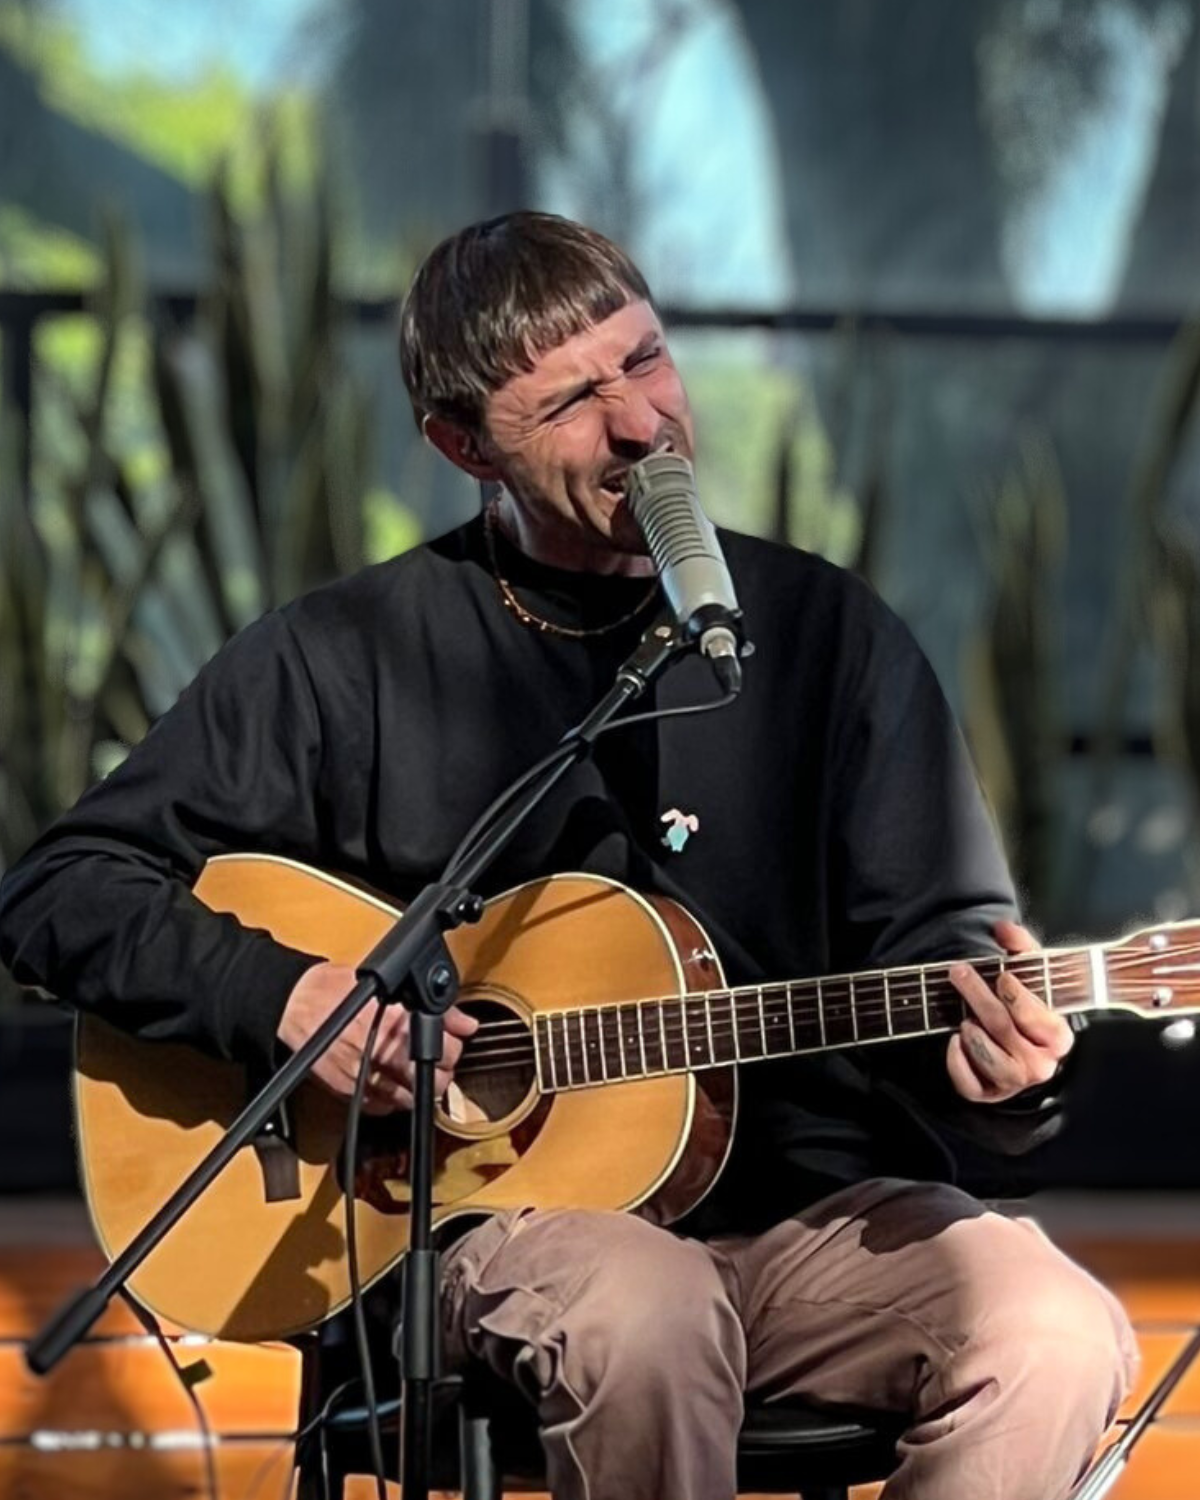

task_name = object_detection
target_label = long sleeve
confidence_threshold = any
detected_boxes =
[0,609,326,1068]
[825,584,1064,1157]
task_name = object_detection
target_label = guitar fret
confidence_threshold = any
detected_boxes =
[557,1013,574,1087]
[763,985,786,1053]
[597,1009,609,1082]
[849,976,858,1042]
[758,986,768,1052]
[920,968,930,1031]
[786,984,797,1051]
[1042,951,1052,1007]
[637,1000,649,1074]
[816,978,826,1045]
[662,1001,687,1071]
[535,1016,551,1092]
[613,1006,626,1080]
[704,997,716,1065]
[883,973,893,1036]
[715,992,735,1063]
[575,1011,590,1084]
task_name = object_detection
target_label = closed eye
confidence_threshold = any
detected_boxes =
[548,389,590,419]
[628,345,661,371]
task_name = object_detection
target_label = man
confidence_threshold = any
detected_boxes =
[0,212,1135,1500]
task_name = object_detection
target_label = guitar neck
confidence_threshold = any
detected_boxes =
[532,944,1111,1093]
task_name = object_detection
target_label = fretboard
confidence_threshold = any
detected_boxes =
[532,946,1104,1093]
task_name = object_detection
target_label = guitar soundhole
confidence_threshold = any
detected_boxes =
[439,996,536,1129]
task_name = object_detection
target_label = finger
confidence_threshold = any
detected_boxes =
[946,1032,988,1102]
[950,963,1023,1053]
[441,1032,464,1070]
[994,919,1040,955]
[372,1004,411,1054]
[365,1042,415,1085]
[995,971,1075,1060]
[368,1055,458,1099]
[363,1081,414,1115]
[954,1020,1027,1098]
[444,1007,481,1038]
[953,966,1064,1085]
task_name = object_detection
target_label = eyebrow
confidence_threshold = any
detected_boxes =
[539,332,662,415]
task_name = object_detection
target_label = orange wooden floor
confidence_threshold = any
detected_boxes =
[1,1196,1197,1499]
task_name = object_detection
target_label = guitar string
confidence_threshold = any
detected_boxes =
[461,953,1099,1039]
[459,990,1187,1073]
[461,987,1169,1062]
[455,987,1109,1073]
[456,941,1194,1044]
[449,946,1193,1069]
[455,957,1107,1050]
[453,977,1184,1079]
[460,946,1170,1037]
[457,979,1148,1059]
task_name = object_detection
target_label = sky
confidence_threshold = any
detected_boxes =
[50,0,1190,315]
[57,0,322,87]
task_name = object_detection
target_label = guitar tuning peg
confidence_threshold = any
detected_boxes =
[1160,1018,1196,1050]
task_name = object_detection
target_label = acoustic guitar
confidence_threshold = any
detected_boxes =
[74,854,1200,1342]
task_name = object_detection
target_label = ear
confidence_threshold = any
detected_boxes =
[423,416,502,481]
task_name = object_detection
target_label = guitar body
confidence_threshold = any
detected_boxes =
[75,856,735,1342]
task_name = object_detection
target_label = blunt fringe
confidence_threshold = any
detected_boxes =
[398,212,651,433]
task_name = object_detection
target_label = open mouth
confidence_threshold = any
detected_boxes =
[597,444,677,502]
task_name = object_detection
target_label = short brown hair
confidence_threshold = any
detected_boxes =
[398,212,652,434]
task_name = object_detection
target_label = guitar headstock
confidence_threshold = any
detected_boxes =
[1104,920,1200,1019]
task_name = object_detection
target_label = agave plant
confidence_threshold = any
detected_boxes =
[0,214,184,865]
[0,144,386,1007]
[961,431,1067,921]
[1149,523,1200,904]
[767,321,876,577]
[1066,316,1200,912]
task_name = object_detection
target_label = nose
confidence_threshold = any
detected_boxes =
[605,383,664,460]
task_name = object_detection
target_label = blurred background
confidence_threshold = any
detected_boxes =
[2,3,1200,1495]
[4,0,1200,1191]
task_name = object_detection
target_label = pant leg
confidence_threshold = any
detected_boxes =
[440,1207,747,1500]
[708,1178,1139,1500]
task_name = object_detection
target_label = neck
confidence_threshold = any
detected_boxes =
[495,493,657,579]
[531,945,1109,1092]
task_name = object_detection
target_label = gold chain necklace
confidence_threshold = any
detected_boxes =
[483,501,659,639]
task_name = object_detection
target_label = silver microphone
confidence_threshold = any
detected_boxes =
[625,452,744,693]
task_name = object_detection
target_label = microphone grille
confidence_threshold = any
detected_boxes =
[626,453,712,565]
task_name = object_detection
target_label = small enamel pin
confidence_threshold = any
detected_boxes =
[660,808,699,853]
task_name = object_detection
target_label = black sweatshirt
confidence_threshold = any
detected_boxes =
[0,520,1060,1231]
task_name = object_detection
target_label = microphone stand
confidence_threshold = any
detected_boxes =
[25,612,703,1500]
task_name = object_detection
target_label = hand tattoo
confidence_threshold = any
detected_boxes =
[967,1032,995,1071]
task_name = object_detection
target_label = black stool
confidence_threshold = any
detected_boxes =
[295,1331,904,1500]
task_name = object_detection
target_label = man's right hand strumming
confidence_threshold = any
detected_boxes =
[276,960,480,1113]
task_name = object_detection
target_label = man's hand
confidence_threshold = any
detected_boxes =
[945,920,1074,1104]
[276,960,480,1114]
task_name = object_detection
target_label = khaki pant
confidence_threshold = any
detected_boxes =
[440,1179,1138,1500]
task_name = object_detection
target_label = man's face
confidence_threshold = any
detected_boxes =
[479,299,695,559]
